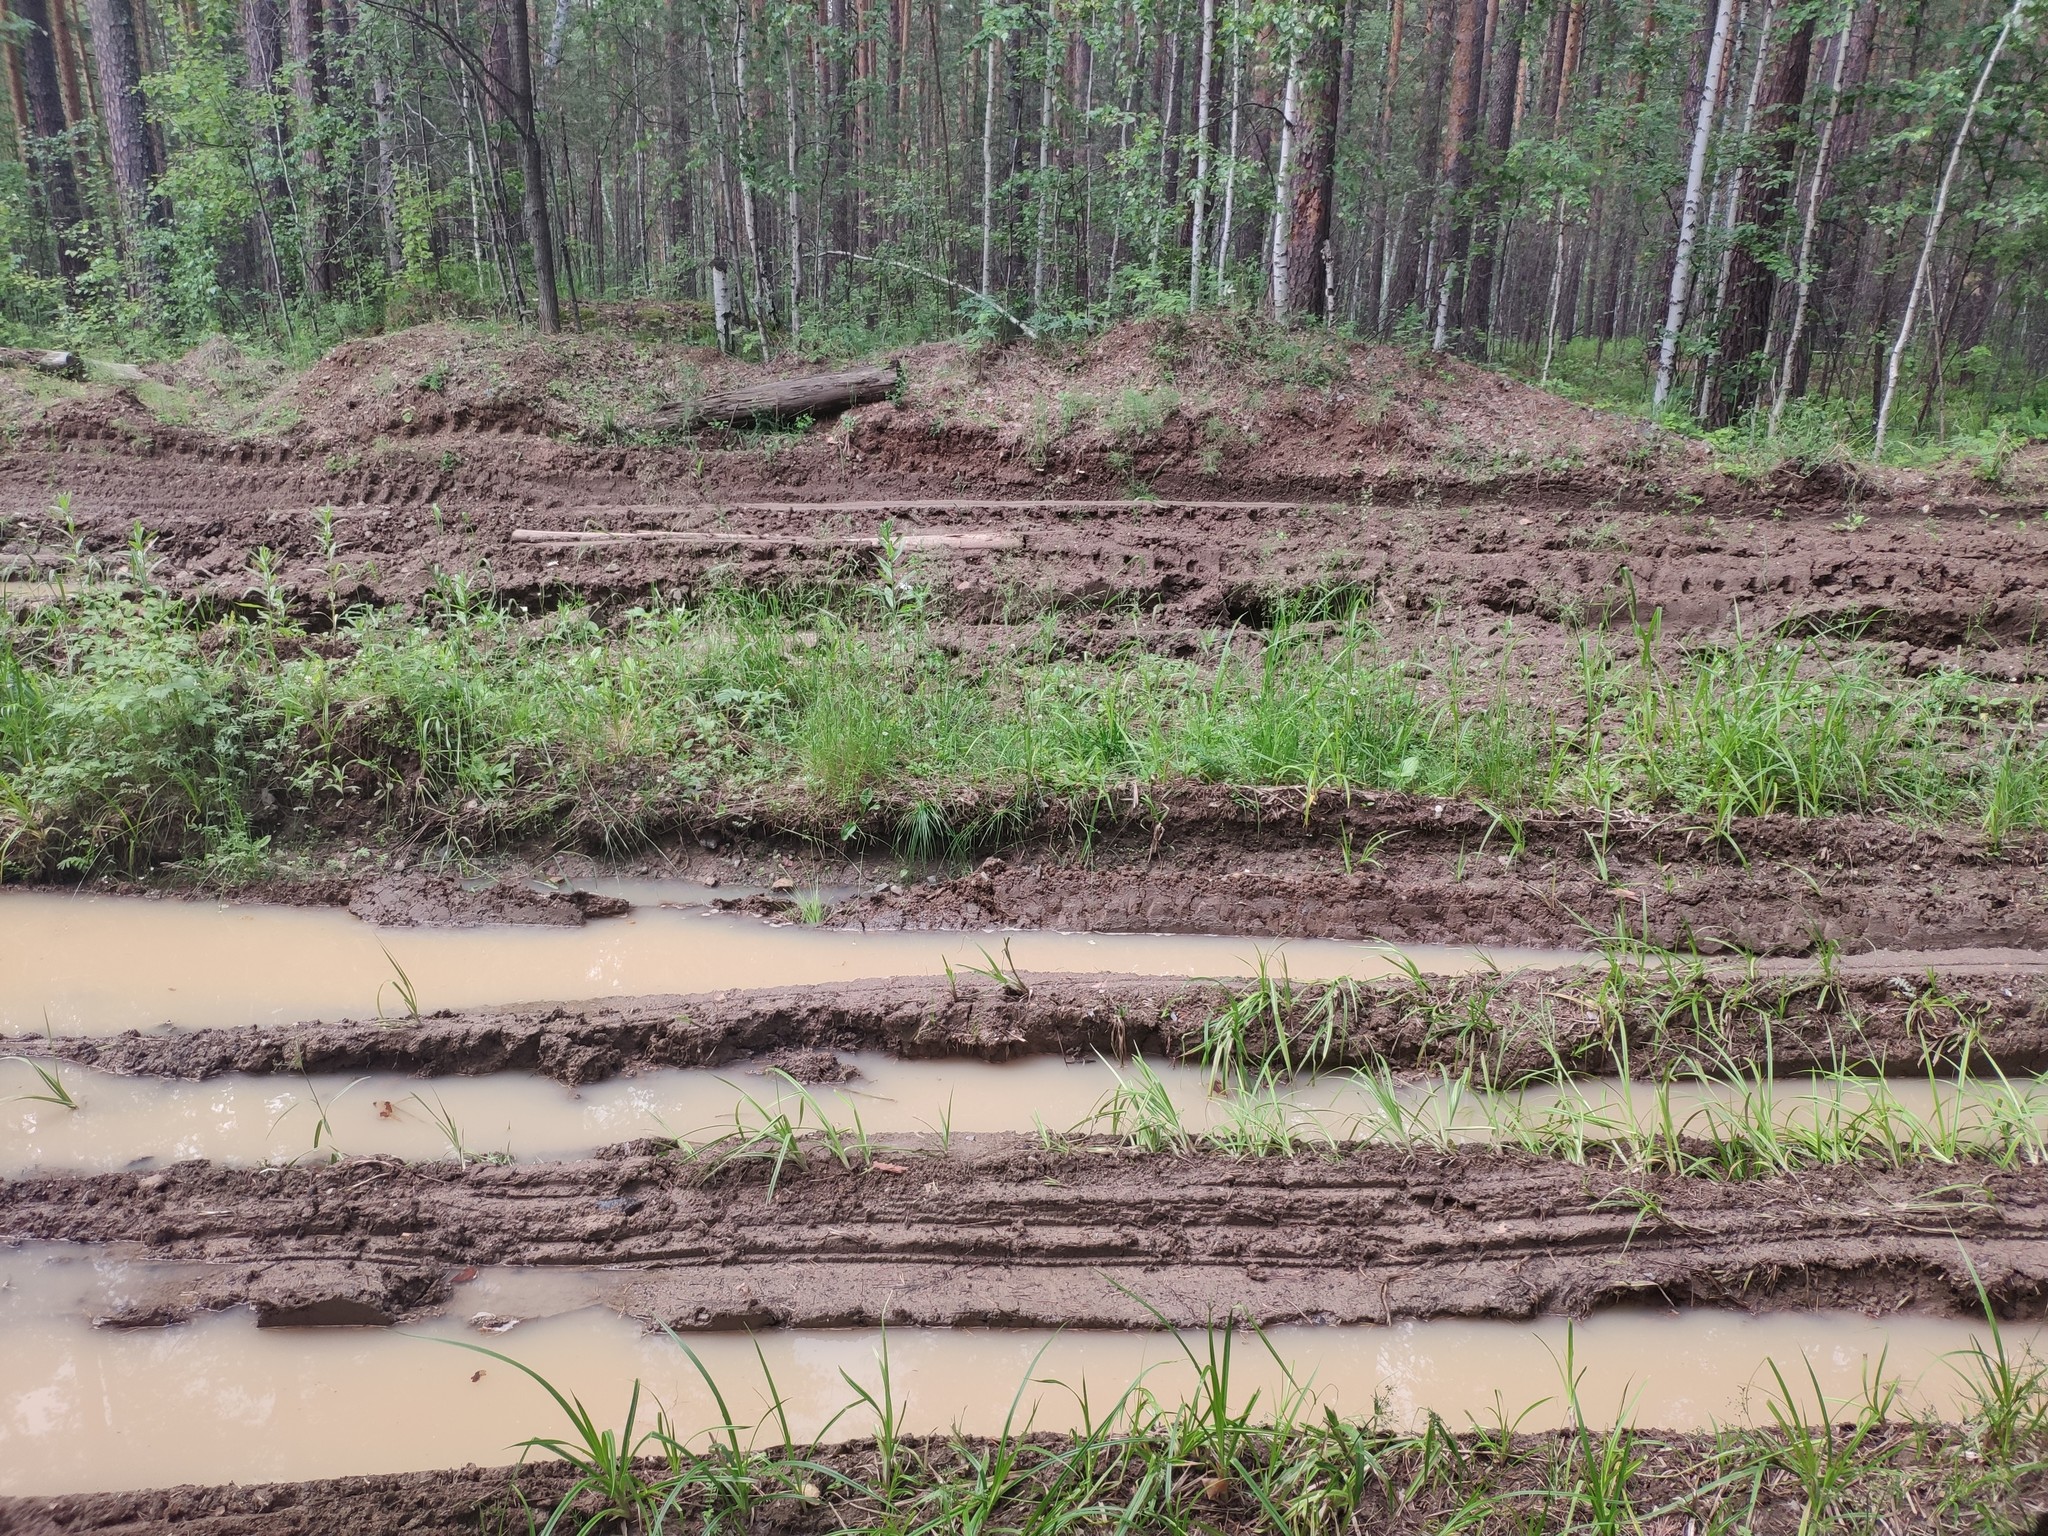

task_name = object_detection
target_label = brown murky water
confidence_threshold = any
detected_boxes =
[0,893,1575,1036]
[4,1050,2039,1173]
[0,1263,2029,1494]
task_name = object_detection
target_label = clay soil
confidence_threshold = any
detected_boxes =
[7,320,2048,1529]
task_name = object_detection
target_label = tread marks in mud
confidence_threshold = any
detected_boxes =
[5,1146,2047,1330]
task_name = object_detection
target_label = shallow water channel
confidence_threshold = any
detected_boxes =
[4,1050,2039,1173]
[0,892,1572,1035]
[0,1252,2031,1494]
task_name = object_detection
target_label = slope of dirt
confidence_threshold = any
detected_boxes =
[4,316,2045,674]
[6,1143,2044,1330]
[14,963,2048,1085]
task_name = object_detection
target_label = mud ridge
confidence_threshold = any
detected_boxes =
[827,799,2048,957]
[7,1142,2046,1332]
[14,964,2048,1084]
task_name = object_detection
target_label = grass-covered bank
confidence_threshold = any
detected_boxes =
[446,1311,2048,1536]
[4,579,2048,881]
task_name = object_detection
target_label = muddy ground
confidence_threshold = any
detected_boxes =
[6,1142,2044,1331]
[31,790,2048,961]
[8,321,2048,1525]
[3,317,2045,677]
[831,800,2048,956]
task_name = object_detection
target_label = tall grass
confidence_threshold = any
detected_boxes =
[4,585,2047,876]
[467,1305,2048,1536]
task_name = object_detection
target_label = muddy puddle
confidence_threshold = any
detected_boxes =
[0,1281,2031,1494]
[5,1051,2039,1172]
[0,893,1573,1036]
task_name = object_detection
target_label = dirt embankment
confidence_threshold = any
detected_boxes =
[6,1142,2044,1332]
[3,318,2045,666]
[14,963,2048,1085]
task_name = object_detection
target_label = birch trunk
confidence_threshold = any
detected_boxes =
[1268,47,1299,318]
[1770,12,1853,435]
[1187,0,1215,308]
[1651,0,1737,409]
[1873,0,2024,458]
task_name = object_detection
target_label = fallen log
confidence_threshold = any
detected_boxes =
[0,348,86,381]
[639,361,900,432]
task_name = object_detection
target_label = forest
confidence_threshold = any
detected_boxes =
[1,0,2044,449]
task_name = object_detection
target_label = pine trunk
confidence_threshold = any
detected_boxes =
[86,0,163,268]
[12,0,85,276]
[1707,13,1812,427]
[1283,13,1341,320]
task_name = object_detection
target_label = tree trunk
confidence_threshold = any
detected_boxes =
[1458,0,1524,351]
[785,36,801,345]
[824,0,849,292]
[373,72,400,273]
[48,0,83,124]
[639,361,900,430]
[1391,0,1455,323]
[1213,0,1242,290]
[1770,10,1856,432]
[1706,12,1811,427]
[86,0,163,270]
[285,0,330,296]
[1874,0,2023,458]
[663,0,692,291]
[1268,45,1299,317]
[504,0,561,331]
[11,0,85,277]
[1187,0,1215,308]
[1433,0,1484,349]
[1031,15,1056,311]
[1284,12,1341,321]
[1652,0,1736,409]
[978,28,998,299]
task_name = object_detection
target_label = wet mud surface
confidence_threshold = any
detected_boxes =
[13,964,2048,1085]
[8,336,2048,1520]
[6,1141,2045,1332]
[834,800,2048,956]
[27,797,2048,959]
